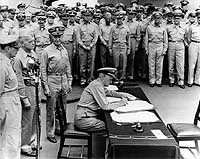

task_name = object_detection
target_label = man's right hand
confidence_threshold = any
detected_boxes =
[44,87,51,97]
[119,98,128,106]
[22,97,31,110]
[109,49,113,56]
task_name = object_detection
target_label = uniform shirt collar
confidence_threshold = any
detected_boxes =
[0,52,10,62]
[52,43,64,51]
[116,24,125,28]
[154,23,161,27]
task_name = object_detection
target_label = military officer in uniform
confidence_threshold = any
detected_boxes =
[40,24,72,143]
[0,5,15,30]
[187,10,200,87]
[75,67,135,131]
[17,2,26,12]
[45,11,56,30]
[126,8,141,80]
[0,34,21,159]
[8,8,16,22]
[14,12,33,38]
[60,12,76,70]
[145,11,168,87]
[166,9,187,88]
[75,67,135,158]
[76,9,98,86]
[34,12,51,62]
[109,11,130,84]
[180,0,189,15]
[99,12,114,67]
[13,35,38,156]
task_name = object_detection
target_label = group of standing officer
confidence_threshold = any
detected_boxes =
[0,0,200,158]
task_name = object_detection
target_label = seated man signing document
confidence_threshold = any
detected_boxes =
[75,67,135,132]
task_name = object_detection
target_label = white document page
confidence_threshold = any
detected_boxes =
[115,100,155,113]
[107,97,121,103]
[111,111,160,123]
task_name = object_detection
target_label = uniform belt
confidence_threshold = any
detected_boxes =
[148,41,163,43]
[77,105,98,112]
[130,34,136,38]
[191,40,200,43]
[169,40,183,43]
[77,105,97,118]
[113,41,127,44]
[47,73,66,76]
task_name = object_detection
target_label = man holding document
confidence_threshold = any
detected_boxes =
[74,67,135,132]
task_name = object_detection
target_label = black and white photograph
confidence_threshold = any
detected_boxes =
[0,0,200,158]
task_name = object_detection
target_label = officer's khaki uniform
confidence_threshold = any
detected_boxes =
[137,18,151,78]
[188,24,200,85]
[13,25,33,38]
[76,21,98,82]
[13,48,37,147]
[61,24,76,69]
[99,22,114,67]
[40,43,72,137]
[109,24,130,80]
[2,18,15,30]
[34,26,51,61]
[0,53,21,159]
[126,19,141,79]
[167,24,187,85]
[145,23,168,84]
[75,79,116,131]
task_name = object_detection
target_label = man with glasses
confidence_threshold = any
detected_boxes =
[187,10,200,87]
[0,34,21,159]
[12,35,38,156]
[40,25,72,143]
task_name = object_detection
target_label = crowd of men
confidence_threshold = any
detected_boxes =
[0,0,200,88]
[1,0,200,158]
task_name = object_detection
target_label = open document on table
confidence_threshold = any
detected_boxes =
[107,97,155,112]
[110,111,160,123]
[115,100,155,113]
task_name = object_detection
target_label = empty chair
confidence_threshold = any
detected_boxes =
[56,95,92,159]
[167,100,200,158]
